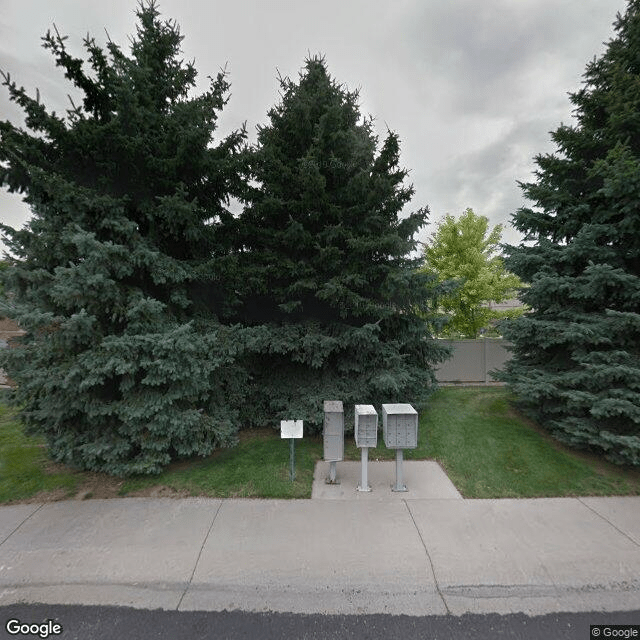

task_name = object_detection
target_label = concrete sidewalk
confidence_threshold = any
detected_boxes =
[0,461,639,616]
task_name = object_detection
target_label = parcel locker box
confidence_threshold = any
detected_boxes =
[382,403,418,449]
[355,404,378,448]
[323,400,344,462]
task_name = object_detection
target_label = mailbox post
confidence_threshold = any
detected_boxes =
[354,404,378,492]
[382,404,418,492]
[323,400,344,484]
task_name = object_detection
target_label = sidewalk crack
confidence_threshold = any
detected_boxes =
[0,503,45,548]
[577,498,640,548]
[176,499,224,610]
[403,500,451,615]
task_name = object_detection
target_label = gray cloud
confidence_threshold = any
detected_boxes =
[0,0,629,258]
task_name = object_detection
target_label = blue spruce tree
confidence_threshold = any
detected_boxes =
[499,1,640,466]
[230,57,449,429]
[0,2,247,474]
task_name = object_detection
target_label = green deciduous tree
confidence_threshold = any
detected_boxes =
[229,57,450,428]
[498,1,640,466]
[0,2,247,474]
[421,208,523,338]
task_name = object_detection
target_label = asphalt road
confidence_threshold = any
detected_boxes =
[1,604,638,640]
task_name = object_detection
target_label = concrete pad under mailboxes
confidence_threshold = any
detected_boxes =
[0,498,221,591]
[311,460,463,499]
[405,498,640,615]
[182,499,446,615]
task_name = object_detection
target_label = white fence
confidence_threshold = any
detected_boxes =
[435,339,512,383]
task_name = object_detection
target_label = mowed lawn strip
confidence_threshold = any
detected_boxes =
[0,392,79,503]
[121,430,321,499]
[421,386,640,498]
[1,386,639,503]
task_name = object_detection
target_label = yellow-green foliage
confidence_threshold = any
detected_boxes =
[421,208,523,338]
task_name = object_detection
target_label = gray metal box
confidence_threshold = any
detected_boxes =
[382,403,418,449]
[323,400,344,462]
[355,404,378,448]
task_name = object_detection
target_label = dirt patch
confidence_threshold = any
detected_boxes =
[4,458,200,505]
[7,488,75,505]
[123,485,194,499]
[6,473,197,505]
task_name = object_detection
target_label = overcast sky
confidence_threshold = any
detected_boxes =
[0,0,629,258]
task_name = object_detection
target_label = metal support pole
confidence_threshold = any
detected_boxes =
[357,447,371,492]
[326,460,338,484]
[290,437,295,482]
[392,448,408,492]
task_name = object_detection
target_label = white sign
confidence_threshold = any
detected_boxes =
[280,420,303,439]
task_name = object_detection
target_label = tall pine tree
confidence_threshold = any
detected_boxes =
[499,1,640,466]
[231,57,449,429]
[0,2,247,474]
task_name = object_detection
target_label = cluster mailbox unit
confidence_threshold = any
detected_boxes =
[382,403,418,491]
[354,404,378,492]
[321,400,418,492]
[323,400,344,484]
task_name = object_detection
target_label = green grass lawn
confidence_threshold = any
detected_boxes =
[1,386,639,503]
[0,393,79,503]
[121,429,322,499]
[420,386,640,498]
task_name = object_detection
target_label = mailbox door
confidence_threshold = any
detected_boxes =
[324,412,343,437]
[355,406,377,448]
[323,433,343,461]
[361,414,377,448]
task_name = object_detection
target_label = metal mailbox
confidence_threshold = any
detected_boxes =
[382,403,418,449]
[355,404,378,448]
[323,400,344,462]
[382,403,418,492]
[354,404,377,492]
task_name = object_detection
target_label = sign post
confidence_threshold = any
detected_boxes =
[290,437,295,481]
[280,420,303,482]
